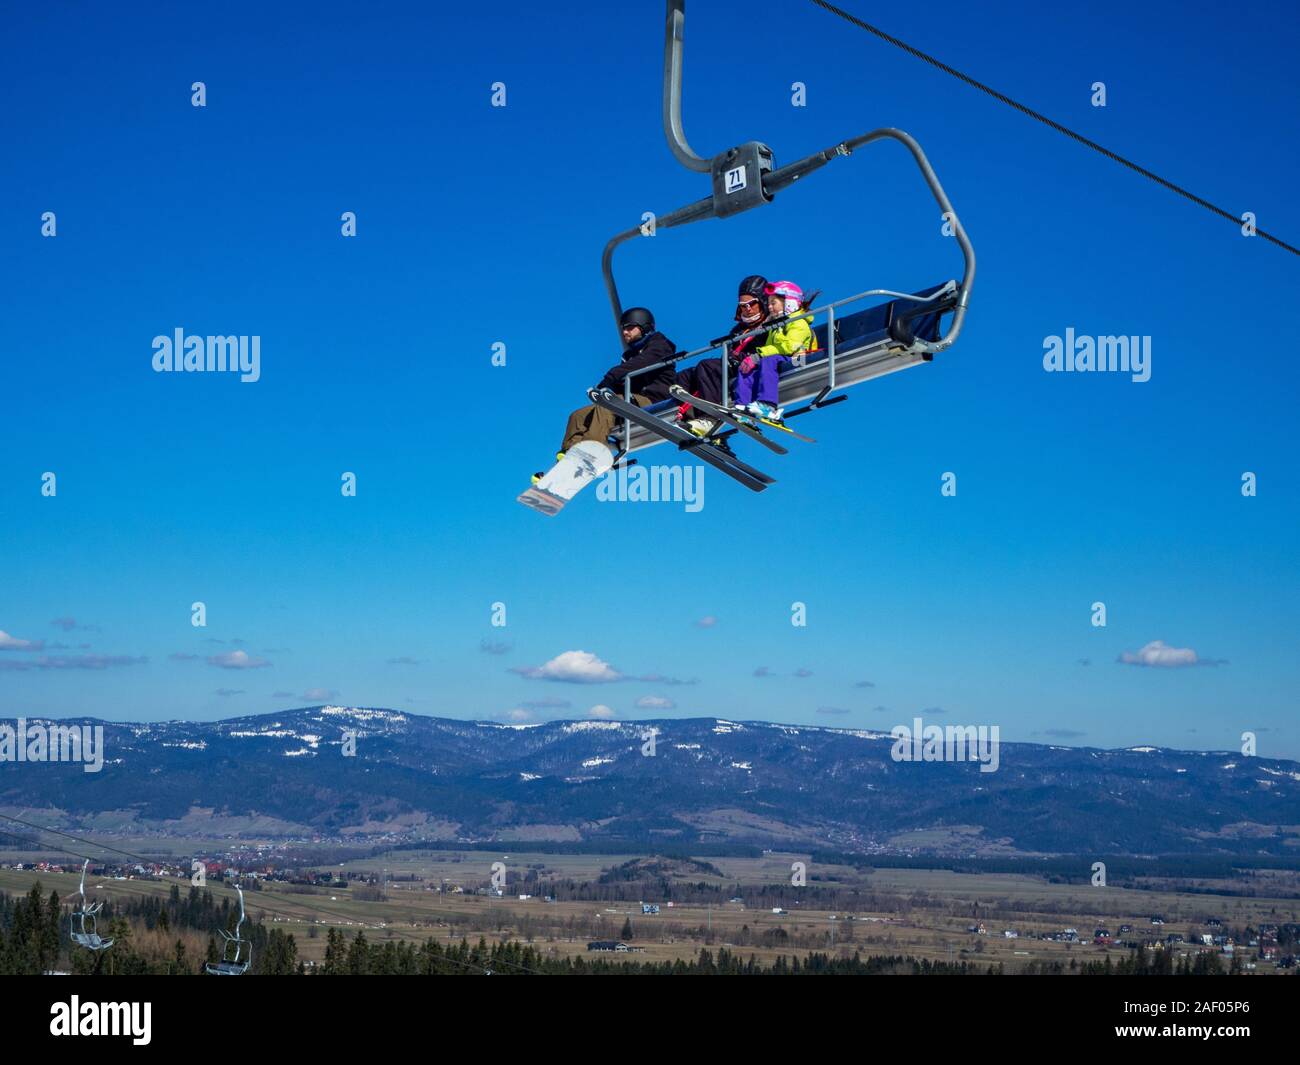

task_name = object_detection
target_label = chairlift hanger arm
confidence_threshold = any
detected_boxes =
[602,195,715,330]
[663,0,710,173]
[766,127,976,336]
[602,0,975,352]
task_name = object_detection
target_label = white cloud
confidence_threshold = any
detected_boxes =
[301,687,338,701]
[0,630,42,651]
[1118,640,1214,668]
[208,650,272,670]
[696,616,717,628]
[514,650,623,684]
[587,704,617,719]
[636,696,675,710]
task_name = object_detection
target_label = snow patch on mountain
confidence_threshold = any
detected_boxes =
[1258,765,1300,782]
[318,706,408,725]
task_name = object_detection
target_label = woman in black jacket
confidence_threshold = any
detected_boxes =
[674,275,768,436]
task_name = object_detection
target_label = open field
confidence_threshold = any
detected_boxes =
[5,846,1298,972]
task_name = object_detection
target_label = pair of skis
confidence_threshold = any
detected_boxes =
[668,385,817,449]
[588,388,775,492]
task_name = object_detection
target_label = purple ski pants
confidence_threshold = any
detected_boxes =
[734,354,789,406]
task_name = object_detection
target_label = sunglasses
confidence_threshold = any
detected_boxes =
[737,298,761,309]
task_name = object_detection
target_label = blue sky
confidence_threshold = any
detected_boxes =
[2,1,1297,756]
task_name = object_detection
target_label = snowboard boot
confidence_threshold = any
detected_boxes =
[532,452,566,485]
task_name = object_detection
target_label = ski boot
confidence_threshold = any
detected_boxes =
[750,401,785,425]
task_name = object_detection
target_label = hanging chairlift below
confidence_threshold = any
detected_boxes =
[69,858,114,952]
[206,883,252,976]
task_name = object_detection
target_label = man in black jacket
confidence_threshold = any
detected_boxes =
[557,306,676,454]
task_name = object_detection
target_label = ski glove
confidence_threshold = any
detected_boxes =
[739,354,759,375]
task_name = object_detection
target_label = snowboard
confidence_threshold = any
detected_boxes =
[517,440,614,516]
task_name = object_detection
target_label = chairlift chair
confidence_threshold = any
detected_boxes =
[206,883,252,976]
[593,0,976,485]
[69,858,114,952]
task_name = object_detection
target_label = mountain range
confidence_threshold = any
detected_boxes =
[3,706,1299,856]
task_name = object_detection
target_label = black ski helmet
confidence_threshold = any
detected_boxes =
[735,275,769,323]
[620,307,655,334]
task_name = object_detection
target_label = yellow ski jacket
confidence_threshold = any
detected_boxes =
[758,314,817,357]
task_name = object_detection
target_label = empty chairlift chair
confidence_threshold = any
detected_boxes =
[69,858,114,952]
[206,883,252,976]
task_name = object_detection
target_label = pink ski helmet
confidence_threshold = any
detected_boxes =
[765,279,804,315]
